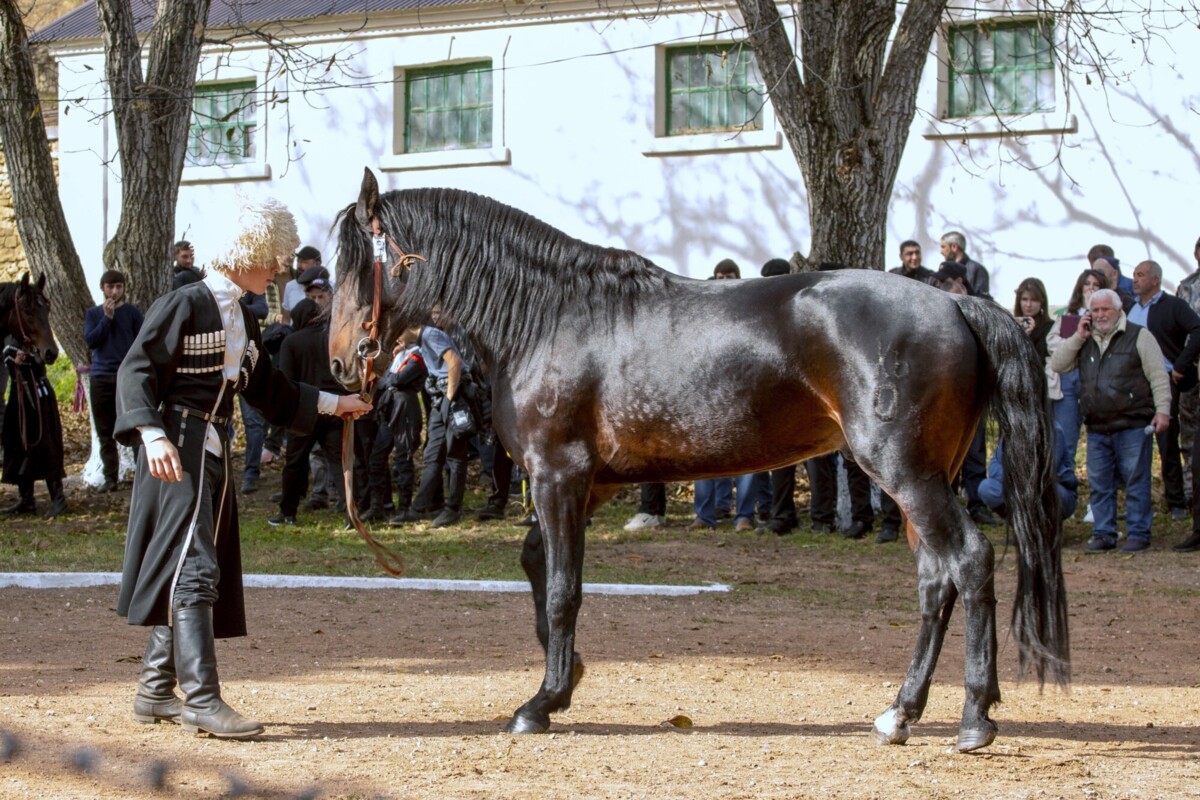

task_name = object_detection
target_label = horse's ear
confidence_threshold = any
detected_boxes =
[35,273,46,293]
[355,167,379,230]
[19,272,30,290]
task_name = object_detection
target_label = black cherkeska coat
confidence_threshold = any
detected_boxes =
[1,339,65,484]
[114,282,320,638]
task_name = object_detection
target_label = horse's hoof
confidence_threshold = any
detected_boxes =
[955,725,997,753]
[872,709,910,746]
[504,711,550,735]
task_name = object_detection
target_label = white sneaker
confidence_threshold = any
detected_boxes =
[624,513,665,531]
[1083,504,1094,523]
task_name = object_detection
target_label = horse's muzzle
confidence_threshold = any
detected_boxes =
[329,357,360,391]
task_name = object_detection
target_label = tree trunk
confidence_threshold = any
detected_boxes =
[735,0,948,271]
[97,0,210,310]
[0,0,93,368]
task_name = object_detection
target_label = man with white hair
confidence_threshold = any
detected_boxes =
[113,197,372,740]
[1050,288,1171,553]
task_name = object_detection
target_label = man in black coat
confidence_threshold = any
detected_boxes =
[1129,259,1200,519]
[267,299,350,527]
[116,198,371,740]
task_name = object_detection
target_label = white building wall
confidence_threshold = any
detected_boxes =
[53,3,1199,311]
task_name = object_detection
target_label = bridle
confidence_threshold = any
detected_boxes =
[8,289,37,355]
[353,215,427,403]
[341,216,426,577]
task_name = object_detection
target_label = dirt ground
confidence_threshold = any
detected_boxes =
[3,517,1200,800]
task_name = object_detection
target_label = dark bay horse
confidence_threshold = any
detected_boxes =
[329,170,1068,752]
[0,273,57,364]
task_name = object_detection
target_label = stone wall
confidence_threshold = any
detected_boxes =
[0,139,59,282]
[0,148,29,282]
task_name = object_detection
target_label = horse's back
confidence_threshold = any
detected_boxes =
[562,270,986,483]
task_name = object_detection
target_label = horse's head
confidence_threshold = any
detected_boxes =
[329,168,421,392]
[10,273,58,365]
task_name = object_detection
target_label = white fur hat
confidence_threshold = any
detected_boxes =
[207,196,300,273]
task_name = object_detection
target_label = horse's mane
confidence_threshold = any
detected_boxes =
[336,188,677,369]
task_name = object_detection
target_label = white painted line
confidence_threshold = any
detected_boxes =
[0,572,729,596]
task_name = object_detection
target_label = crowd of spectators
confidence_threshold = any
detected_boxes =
[6,231,1200,556]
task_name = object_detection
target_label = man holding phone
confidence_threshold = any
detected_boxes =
[1127,260,1200,523]
[1050,289,1171,553]
[83,270,144,493]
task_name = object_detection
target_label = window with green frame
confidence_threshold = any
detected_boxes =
[403,61,493,153]
[188,81,257,167]
[947,19,1055,118]
[665,44,763,136]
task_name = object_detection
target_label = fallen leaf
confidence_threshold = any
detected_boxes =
[661,715,693,729]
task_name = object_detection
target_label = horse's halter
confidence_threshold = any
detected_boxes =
[8,290,37,355]
[355,215,427,399]
[340,215,425,578]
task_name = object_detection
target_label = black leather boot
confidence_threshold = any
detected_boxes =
[133,625,182,724]
[173,605,264,739]
[44,478,68,519]
[3,481,36,515]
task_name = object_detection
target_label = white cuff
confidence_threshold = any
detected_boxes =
[317,391,340,415]
[139,426,167,445]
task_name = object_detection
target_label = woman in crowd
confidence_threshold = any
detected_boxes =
[1046,268,1107,480]
[1013,277,1053,359]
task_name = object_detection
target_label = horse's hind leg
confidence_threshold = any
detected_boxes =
[873,482,1000,752]
[950,525,1000,752]
[873,543,958,746]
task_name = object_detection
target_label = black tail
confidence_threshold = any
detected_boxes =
[957,297,1071,689]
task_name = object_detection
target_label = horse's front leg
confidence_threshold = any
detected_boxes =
[874,543,958,746]
[506,475,604,734]
[519,522,550,652]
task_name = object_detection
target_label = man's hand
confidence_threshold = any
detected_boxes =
[145,438,183,482]
[336,395,373,420]
[1171,369,1185,383]
[1077,313,1093,339]
[1151,413,1171,435]
[103,298,117,319]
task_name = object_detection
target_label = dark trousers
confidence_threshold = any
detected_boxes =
[806,454,839,526]
[352,413,376,511]
[175,453,225,608]
[238,395,265,483]
[369,424,417,511]
[280,417,345,517]
[413,395,470,513]
[1190,419,1200,532]
[1156,380,1186,510]
[808,453,901,531]
[960,420,988,513]
[636,482,666,516]
[90,374,120,483]
[767,465,798,529]
[485,444,514,509]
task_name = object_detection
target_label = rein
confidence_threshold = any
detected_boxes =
[340,218,426,577]
[7,295,44,451]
